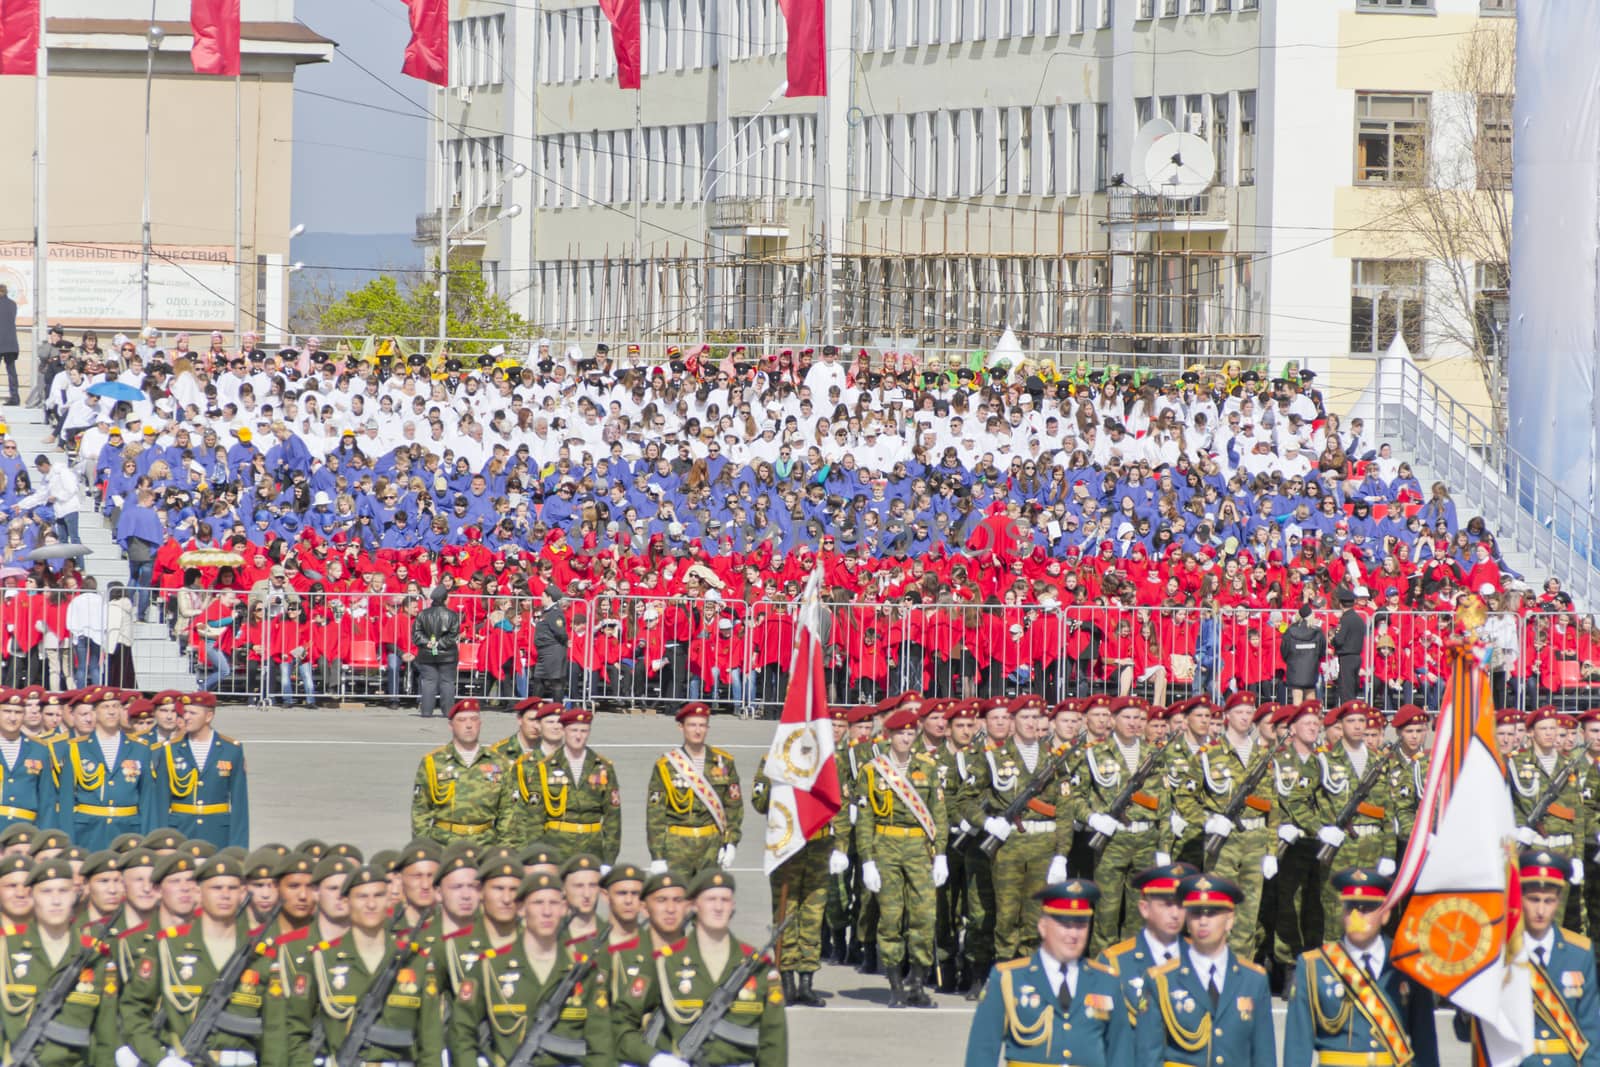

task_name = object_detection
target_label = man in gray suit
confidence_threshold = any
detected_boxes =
[0,283,19,405]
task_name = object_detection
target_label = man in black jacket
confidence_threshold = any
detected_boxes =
[412,585,461,717]
[1280,603,1327,704]
[531,587,569,700]
[1330,587,1367,704]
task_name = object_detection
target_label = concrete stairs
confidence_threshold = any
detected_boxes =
[1,405,197,692]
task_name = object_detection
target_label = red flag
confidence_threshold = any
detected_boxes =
[0,0,40,76]
[190,0,241,76]
[779,0,824,97]
[401,0,448,86]
[597,0,640,90]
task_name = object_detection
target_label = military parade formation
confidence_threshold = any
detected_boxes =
[0,681,1594,1065]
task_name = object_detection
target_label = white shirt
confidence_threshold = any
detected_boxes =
[1341,938,1387,977]
[1188,945,1230,993]
[1039,952,1079,1001]
[1143,932,1182,967]
[1525,930,1555,968]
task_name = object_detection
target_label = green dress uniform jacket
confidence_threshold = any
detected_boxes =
[119,916,286,1066]
[0,920,119,1067]
[410,744,510,845]
[1273,749,1321,834]
[58,732,156,851]
[644,747,744,860]
[147,733,251,849]
[502,748,624,863]
[1198,738,1281,836]
[964,951,1134,1067]
[1099,933,1182,1024]
[1519,929,1600,1067]
[1132,950,1276,1067]
[614,933,787,1067]
[1281,939,1440,1067]
[447,937,613,1067]
[0,737,60,831]
[283,930,444,1067]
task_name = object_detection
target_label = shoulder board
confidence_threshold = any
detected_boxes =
[441,926,473,941]
[157,923,192,941]
[271,926,311,946]
[654,937,689,959]
[1236,958,1266,975]
[129,735,153,747]
[216,733,239,745]
[996,957,1030,973]
[427,744,454,758]
[1104,937,1136,959]
[607,935,640,954]
[1151,956,1182,977]
[710,747,735,761]
[1563,929,1592,951]
[1086,958,1114,976]
[1298,946,1329,966]
[117,921,148,940]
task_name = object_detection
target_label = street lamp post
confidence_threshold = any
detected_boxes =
[139,16,164,336]
[437,164,526,347]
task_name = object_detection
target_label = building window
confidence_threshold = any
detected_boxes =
[1474,262,1509,368]
[1240,0,1256,8]
[1351,259,1425,356]
[1136,0,1153,17]
[1238,91,1255,185]
[1356,92,1428,185]
[1094,102,1109,191]
[1065,103,1080,195]
[1215,0,1230,11]
[1477,94,1513,191]
[1019,108,1033,194]
[1212,93,1230,185]
[1161,0,1177,15]
[1480,0,1513,12]
[1187,0,1204,11]
[1356,0,1433,9]
[1097,0,1110,27]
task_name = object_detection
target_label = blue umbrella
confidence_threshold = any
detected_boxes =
[86,380,145,403]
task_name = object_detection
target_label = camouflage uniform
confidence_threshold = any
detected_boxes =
[1157,737,1209,868]
[645,745,743,875]
[842,735,883,958]
[1389,747,1430,860]
[1197,735,1279,957]
[750,765,845,983]
[1311,743,1396,940]
[409,744,510,846]
[931,737,980,985]
[855,750,948,974]
[1076,736,1168,955]
[498,746,623,860]
[1270,745,1324,967]
[1508,745,1590,932]
[1580,754,1600,938]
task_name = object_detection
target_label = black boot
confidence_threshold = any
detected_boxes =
[781,971,796,1004]
[886,969,906,1008]
[937,958,959,995]
[859,943,880,975]
[845,933,864,967]
[905,964,935,1007]
[1268,960,1287,998]
[965,962,991,1001]
[819,923,836,964]
[831,927,849,964]
[793,971,826,1007]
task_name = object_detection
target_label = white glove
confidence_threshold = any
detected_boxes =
[1154,852,1171,866]
[1377,858,1396,878]
[983,816,1013,843]
[1047,855,1068,884]
[648,859,669,875]
[862,860,883,893]
[1573,861,1586,887]
[159,1057,192,1067]
[1277,824,1304,845]
[599,864,611,877]
[717,844,736,868]
[933,854,949,888]
[1513,826,1539,846]
[1204,814,1233,839]
[1317,826,1347,850]
[650,1056,693,1067]
[1170,812,1188,837]
[958,819,972,835]
[1087,813,1121,838]
[849,804,858,824]
[828,849,850,875]
[115,1048,141,1067]
[1261,855,1278,880]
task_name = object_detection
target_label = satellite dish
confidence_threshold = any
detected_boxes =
[1144,132,1215,198]
[1128,119,1177,192]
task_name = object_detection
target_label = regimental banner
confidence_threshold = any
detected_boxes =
[0,243,236,329]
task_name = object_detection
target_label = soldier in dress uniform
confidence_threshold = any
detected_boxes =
[1281,867,1440,1067]
[1199,690,1279,958]
[1577,709,1600,940]
[557,851,607,951]
[964,879,1135,1067]
[1312,702,1397,940]
[0,857,119,1065]
[448,868,615,1067]
[1269,701,1325,993]
[1510,706,1591,932]
[120,854,286,1066]
[933,699,983,994]
[0,688,58,832]
[1159,698,1216,869]
[614,868,787,1067]
[645,703,742,877]
[856,707,949,1008]
[489,697,557,762]
[58,686,155,851]
[1078,696,1169,955]
[507,705,622,862]
[147,691,249,849]
[409,698,509,847]
[1131,873,1276,1067]
[428,844,488,997]
[284,863,443,1067]
[1388,705,1431,866]
[1097,861,1197,1013]
[842,704,882,971]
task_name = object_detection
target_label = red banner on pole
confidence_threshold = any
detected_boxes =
[597,0,640,90]
[0,0,40,76]
[190,0,241,76]
[778,0,824,97]
[401,0,449,86]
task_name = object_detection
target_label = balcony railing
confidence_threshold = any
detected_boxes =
[709,195,790,234]
[1108,189,1226,224]
[414,204,509,245]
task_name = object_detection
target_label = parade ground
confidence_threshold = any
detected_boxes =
[236,705,1476,1066]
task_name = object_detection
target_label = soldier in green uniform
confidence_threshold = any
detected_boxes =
[963,879,1136,1067]
[448,868,614,1067]
[1510,706,1591,932]
[1269,701,1324,991]
[1198,690,1280,958]
[410,698,510,847]
[1388,705,1431,863]
[856,706,949,1008]
[80,849,126,927]
[490,697,561,762]
[645,703,742,877]
[817,706,853,965]
[0,858,119,1067]
[429,844,488,997]
[120,854,286,1067]
[932,699,982,994]
[284,863,444,1067]
[841,704,882,971]
[503,706,623,861]
[393,838,441,931]
[614,868,787,1067]
[1078,696,1169,955]
[558,851,608,951]
[1311,701,1397,941]
[1577,709,1600,938]
[1281,867,1439,1067]
[971,694,1075,967]
[1159,698,1215,868]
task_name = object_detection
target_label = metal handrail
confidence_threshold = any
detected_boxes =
[1377,359,1600,608]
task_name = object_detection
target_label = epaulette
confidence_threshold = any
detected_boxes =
[654,937,688,959]
[710,746,735,762]
[1236,958,1266,976]
[1086,958,1114,975]
[1564,930,1592,951]
[216,732,239,745]
[995,957,1029,973]
[157,923,191,941]
[1151,955,1182,977]
[129,734,153,746]
[116,922,148,941]
[1102,937,1137,960]
[607,935,640,954]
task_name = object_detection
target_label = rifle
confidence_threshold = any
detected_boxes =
[336,904,439,1067]
[1089,737,1174,853]
[1315,755,1390,864]
[1525,750,1589,830]
[976,746,1076,859]
[1203,732,1291,867]
[501,952,599,1067]
[662,916,792,1067]
[10,924,110,1066]
[175,902,284,1060]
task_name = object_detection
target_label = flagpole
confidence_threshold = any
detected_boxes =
[32,0,47,368]
[633,91,642,341]
[233,69,242,342]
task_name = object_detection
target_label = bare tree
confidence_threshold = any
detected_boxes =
[1382,23,1515,434]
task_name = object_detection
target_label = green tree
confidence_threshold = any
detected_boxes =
[316,254,531,352]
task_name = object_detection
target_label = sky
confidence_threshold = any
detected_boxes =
[290,0,426,237]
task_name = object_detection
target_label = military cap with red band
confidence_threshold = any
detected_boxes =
[1518,848,1570,889]
[1034,879,1101,919]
